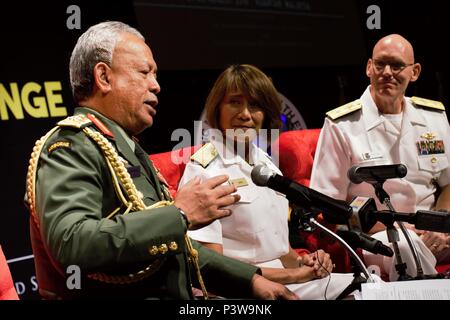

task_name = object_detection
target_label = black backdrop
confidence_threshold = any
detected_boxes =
[0,0,449,299]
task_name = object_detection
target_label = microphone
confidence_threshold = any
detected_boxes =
[371,209,450,233]
[351,197,450,233]
[416,210,450,232]
[336,230,394,257]
[251,165,353,224]
[348,164,407,184]
[348,196,378,233]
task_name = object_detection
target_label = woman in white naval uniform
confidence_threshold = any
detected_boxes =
[310,35,450,281]
[179,64,355,299]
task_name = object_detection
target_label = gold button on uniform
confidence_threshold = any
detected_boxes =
[169,241,178,251]
[148,245,159,256]
[158,244,168,254]
[431,156,437,163]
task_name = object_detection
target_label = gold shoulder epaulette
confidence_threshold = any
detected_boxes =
[190,142,218,168]
[411,96,445,111]
[326,100,362,120]
[57,114,92,129]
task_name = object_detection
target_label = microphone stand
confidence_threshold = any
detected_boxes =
[336,255,369,300]
[372,181,422,280]
[301,213,376,299]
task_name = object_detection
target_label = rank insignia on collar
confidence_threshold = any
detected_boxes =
[87,113,114,138]
[420,132,437,141]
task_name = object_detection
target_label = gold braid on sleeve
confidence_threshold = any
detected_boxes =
[26,126,60,228]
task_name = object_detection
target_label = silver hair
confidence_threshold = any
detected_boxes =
[69,21,145,103]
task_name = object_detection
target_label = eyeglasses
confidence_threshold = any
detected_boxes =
[372,59,414,74]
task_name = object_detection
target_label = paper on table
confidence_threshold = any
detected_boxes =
[361,279,450,300]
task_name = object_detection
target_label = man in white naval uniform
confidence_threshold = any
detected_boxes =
[310,34,450,281]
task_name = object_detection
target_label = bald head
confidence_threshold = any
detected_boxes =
[367,34,421,113]
[373,34,415,63]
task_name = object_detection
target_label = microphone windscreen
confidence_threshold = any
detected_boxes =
[347,166,362,184]
[251,164,273,186]
[347,164,407,184]
[396,164,408,177]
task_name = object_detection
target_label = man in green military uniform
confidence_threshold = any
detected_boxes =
[25,21,297,299]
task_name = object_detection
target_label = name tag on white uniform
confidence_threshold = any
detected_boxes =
[362,152,384,161]
[229,177,248,188]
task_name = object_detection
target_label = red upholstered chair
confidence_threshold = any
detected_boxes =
[149,146,199,198]
[272,129,352,273]
[0,246,19,300]
[274,129,321,187]
[436,264,450,274]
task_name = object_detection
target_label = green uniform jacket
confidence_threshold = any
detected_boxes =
[30,107,259,299]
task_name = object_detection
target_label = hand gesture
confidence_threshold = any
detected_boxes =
[250,274,299,300]
[174,175,240,230]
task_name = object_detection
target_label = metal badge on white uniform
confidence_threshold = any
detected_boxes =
[420,132,437,141]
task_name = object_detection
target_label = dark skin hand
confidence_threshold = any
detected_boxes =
[174,175,240,230]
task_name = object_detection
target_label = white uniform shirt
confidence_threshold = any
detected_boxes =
[179,139,289,265]
[310,86,450,213]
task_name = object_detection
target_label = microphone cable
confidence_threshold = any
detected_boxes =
[312,250,331,300]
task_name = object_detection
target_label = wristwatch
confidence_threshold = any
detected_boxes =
[177,207,191,229]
